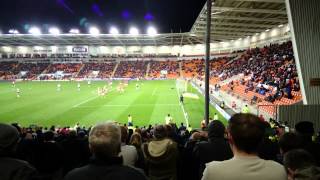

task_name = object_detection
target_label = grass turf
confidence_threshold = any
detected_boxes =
[0,80,227,128]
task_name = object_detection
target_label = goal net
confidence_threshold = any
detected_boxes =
[176,78,188,94]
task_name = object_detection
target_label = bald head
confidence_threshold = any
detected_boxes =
[89,122,121,158]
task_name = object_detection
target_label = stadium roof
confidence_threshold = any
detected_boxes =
[0,33,203,46]
[191,0,288,41]
[0,0,288,46]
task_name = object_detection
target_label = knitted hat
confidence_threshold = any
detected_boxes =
[295,121,314,136]
[154,125,167,139]
[208,120,225,139]
[0,123,20,151]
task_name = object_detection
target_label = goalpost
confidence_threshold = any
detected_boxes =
[176,78,188,94]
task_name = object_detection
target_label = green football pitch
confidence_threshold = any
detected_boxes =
[0,80,227,128]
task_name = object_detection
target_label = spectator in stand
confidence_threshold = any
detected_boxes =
[120,126,138,167]
[279,132,303,155]
[129,133,145,170]
[283,149,320,180]
[60,130,91,174]
[181,132,204,180]
[65,122,147,180]
[295,121,320,166]
[0,123,37,180]
[142,124,179,180]
[201,113,287,180]
[33,130,65,179]
[193,120,233,179]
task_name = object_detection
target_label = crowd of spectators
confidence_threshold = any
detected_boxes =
[0,61,18,80]
[77,62,116,78]
[1,113,320,180]
[181,57,231,79]
[182,59,204,78]
[13,63,50,79]
[217,42,301,106]
[45,63,83,74]
[114,61,148,78]
[149,60,180,78]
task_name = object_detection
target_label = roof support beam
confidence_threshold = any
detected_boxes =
[211,31,253,36]
[231,0,285,3]
[212,6,287,14]
[196,21,276,28]
[209,15,287,23]
[196,26,262,32]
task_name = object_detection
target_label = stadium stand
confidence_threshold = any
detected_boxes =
[209,41,302,116]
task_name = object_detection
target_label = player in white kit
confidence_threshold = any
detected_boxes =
[16,88,20,98]
[57,83,61,91]
[77,83,81,91]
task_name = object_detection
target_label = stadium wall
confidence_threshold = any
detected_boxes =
[286,0,320,104]
[278,105,320,132]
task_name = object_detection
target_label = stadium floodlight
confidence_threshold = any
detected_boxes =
[89,27,100,35]
[69,28,80,34]
[28,27,41,35]
[9,29,19,34]
[147,26,157,36]
[109,27,119,35]
[129,27,139,35]
[49,27,61,35]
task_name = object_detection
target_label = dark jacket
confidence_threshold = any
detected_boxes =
[193,138,233,179]
[294,166,320,180]
[64,156,147,180]
[142,138,178,180]
[0,157,37,180]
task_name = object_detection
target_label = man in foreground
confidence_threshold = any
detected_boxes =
[0,123,37,180]
[202,113,287,180]
[65,122,147,180]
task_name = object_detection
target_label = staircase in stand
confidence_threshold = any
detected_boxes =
[74,63,85,78]
[145,62,151,78]
[111,62,120,78]
[179,61,183,78]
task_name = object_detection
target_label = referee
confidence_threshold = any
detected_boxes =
[180,94,184,104]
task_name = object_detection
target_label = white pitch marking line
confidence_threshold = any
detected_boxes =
[175,82,189,127]
[75,103,180,108]
[152,87,158,96]
[73,96,99,108]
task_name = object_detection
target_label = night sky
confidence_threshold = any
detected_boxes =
[0,0,206,34]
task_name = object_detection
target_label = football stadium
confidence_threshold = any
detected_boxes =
[0,0,320,180]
